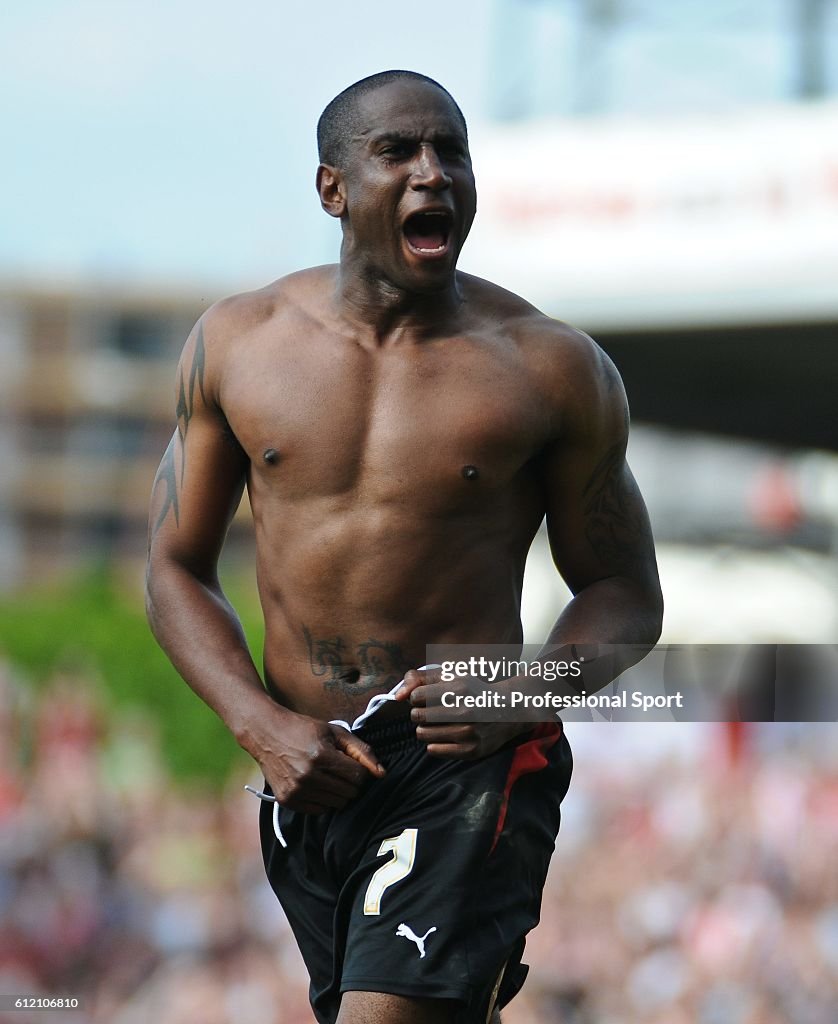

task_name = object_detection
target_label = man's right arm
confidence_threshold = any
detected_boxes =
[145,311,383,812]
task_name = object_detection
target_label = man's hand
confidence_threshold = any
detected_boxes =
[395,667,528,759]
[246,707,385,814]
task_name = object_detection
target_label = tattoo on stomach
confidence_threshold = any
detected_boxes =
[303,626,411,695]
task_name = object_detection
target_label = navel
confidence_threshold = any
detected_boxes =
[263,447,280,465]
[461,464,480,481]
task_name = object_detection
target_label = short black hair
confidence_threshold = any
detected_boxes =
[317,70,467,167]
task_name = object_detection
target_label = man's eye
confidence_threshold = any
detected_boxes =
[382,145,409,158]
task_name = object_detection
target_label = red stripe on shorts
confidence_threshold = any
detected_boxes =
[490,722,562,855]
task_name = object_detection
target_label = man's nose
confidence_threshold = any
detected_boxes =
[410,145,451,191]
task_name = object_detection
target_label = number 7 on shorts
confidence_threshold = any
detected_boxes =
[363,828,418,916]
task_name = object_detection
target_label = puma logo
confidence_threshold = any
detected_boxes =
[395,922,437,958]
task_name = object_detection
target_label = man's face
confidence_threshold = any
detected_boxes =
[336,80,477,291]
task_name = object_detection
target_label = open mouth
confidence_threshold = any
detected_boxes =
[402,210,453,257]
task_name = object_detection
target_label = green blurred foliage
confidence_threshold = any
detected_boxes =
[0,570,264,785]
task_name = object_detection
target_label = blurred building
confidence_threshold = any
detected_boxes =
[0,284,252,587]
[473,1,838,444]
[489,0,838,119]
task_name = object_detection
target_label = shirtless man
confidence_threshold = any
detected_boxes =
[146,70,663,1024]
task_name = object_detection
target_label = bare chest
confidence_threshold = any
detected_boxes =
[223,332,551,505]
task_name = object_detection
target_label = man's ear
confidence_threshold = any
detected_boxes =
[316,164,346,218]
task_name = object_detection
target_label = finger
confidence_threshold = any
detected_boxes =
[415,723,475,744]
[331,727,385,777]
[410,679,450,710]
[393,668,425,702]
[394,666,442,702]
[407,685,429,709]
[425,742,478,760]
[409,683,462,719]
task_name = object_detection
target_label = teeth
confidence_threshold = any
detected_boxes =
[410,242,447,253]
[407,211,450,222]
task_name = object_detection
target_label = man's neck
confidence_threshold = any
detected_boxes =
[333,258,464,345]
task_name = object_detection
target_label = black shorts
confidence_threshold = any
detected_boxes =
[259,717,573,1024]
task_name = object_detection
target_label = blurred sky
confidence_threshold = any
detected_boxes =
[2,1,835,291]
[0,0,494,289]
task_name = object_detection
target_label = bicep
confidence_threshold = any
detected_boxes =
[545,439,657,593]
[147,323,248,575]
[543,357,658,594]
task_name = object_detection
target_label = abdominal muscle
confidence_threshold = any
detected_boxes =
[253,501,533,725]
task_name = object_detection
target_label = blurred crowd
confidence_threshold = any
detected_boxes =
[519,720,838,1024]
[1,659,836,1024]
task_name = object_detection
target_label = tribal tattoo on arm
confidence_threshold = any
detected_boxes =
[582,441,653,576]
[150,434,181,536]
[174,322,206,464]
[149,323,207,542]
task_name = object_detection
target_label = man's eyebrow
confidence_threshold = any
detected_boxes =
[368,131,418,144]
[368,130,466,146]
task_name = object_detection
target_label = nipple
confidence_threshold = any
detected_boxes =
[461,465,480,481]
[263,448,280,465]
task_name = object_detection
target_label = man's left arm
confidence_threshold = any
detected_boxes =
[538,340,663,651]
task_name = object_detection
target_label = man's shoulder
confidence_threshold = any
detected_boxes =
[202,266,336,342]
[459,271,547,330]
[460,273,611,379]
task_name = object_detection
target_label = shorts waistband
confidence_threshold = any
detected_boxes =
[355,715,422,757]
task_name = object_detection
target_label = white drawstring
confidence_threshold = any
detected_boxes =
[244,785,287,847]
[245,666,441,847]
[326,674,411,732]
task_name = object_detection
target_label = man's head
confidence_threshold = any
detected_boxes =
[317,70,468,169]
[316,71,476,293]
